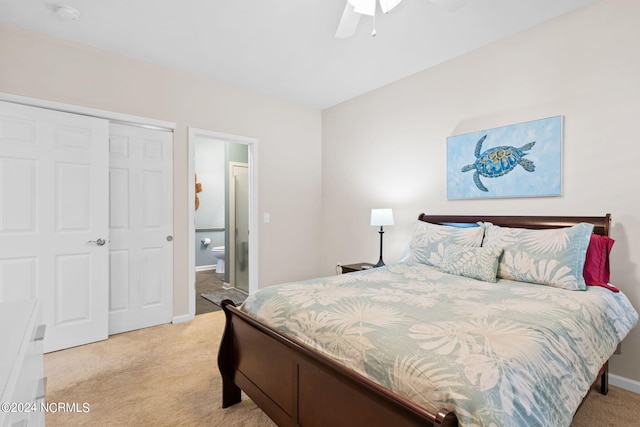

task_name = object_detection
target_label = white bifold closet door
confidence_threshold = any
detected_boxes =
[0,101,174,352]
[108,123,173,334]
[0,100,109,353]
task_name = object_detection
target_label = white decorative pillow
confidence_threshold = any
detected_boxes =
[439,244,503,283]
[402,221,485,267]
[482,222,594,290]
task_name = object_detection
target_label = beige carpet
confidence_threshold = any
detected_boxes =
[44,311,274,426]
[44,311,640,426]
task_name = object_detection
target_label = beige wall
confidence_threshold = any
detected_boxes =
[0,22,323,317]
[322,0,640,383]
[2,0,638,385]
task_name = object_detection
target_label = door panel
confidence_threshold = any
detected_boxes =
[0,100,109,353]
[235,171,249,292]
[109,249,129,311]
[230,163,249,293]
[142,170,163,227]
[142,247,162,305]
[56,163,91,230]
[108,123,173,334]
[1,158,36,231]
[55,253,91,323]
[109,168,129,227]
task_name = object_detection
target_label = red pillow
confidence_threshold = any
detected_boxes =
[583,234,618,292]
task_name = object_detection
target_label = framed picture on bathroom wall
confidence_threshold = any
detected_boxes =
[446,115,563,200]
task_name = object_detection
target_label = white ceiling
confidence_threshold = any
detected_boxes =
[0,0,597,109]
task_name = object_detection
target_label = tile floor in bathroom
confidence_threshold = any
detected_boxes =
[196,269,226,315]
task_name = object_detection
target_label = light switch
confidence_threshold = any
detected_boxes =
[263,212,270,223]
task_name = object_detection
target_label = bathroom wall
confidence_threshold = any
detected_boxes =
[194,136,226,269]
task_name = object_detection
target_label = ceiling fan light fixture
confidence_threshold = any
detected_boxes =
[55,5,80,21]
[336,0,467,39]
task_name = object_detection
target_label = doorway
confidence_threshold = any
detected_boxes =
[188,128,258,318]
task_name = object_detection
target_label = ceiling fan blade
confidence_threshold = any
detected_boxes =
[429,0,468,12]
[348,0,376,16]
[379,0,403,14]
[335,3,362,38]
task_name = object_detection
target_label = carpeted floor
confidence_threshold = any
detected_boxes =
[44,311,640,426]
[44,311,275,427]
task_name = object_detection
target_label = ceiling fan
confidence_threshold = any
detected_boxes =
[335,0,468,38]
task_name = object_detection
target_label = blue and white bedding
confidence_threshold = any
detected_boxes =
[241,262,638,427]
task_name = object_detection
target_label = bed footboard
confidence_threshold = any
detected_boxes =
[218,299,458,427]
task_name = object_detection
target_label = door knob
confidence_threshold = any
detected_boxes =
[88,238,106,246]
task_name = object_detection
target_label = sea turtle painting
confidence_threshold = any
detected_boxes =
[461,135,536,192]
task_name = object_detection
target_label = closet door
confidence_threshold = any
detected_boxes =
[0,100,109,352]
[108,123,173,334]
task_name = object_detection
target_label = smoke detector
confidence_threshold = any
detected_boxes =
[55,5,80,21]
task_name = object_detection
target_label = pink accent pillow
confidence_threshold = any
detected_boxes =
[583,234,618,292]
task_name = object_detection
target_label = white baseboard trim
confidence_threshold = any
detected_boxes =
[610,374,640,394]
[172,313,194,324]
[196,265,215,272]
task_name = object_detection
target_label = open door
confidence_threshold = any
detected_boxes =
[230,162,249,292]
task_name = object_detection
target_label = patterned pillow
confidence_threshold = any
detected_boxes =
[439,244,503,282]
[482,222,594,290]
[403,221,485,267]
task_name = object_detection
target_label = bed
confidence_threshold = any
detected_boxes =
[217,214,638,427]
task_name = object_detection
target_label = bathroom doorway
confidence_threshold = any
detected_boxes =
[188,128,257,318]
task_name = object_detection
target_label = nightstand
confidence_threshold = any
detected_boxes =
[340,262,375,274]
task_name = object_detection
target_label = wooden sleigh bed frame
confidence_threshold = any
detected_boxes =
[218,214,612,427]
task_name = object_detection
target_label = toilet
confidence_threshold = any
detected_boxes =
[211,246,225,274]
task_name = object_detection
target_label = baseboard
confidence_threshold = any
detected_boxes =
[196,265,215,272]
[610,374,640,394]
[172,313,194,324]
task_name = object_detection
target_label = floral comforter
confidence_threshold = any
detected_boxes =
[240,262,638,427]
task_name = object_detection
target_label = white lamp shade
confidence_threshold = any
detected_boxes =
[370,209,394,226]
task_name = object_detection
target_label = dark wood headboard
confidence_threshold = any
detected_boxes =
[418,214,611,237]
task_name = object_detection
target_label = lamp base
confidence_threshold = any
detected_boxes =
[374,227,386,268]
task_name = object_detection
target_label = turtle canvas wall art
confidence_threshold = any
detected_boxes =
[447,116,562,199]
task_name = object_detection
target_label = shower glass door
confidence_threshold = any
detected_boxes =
[231,163,249,293]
